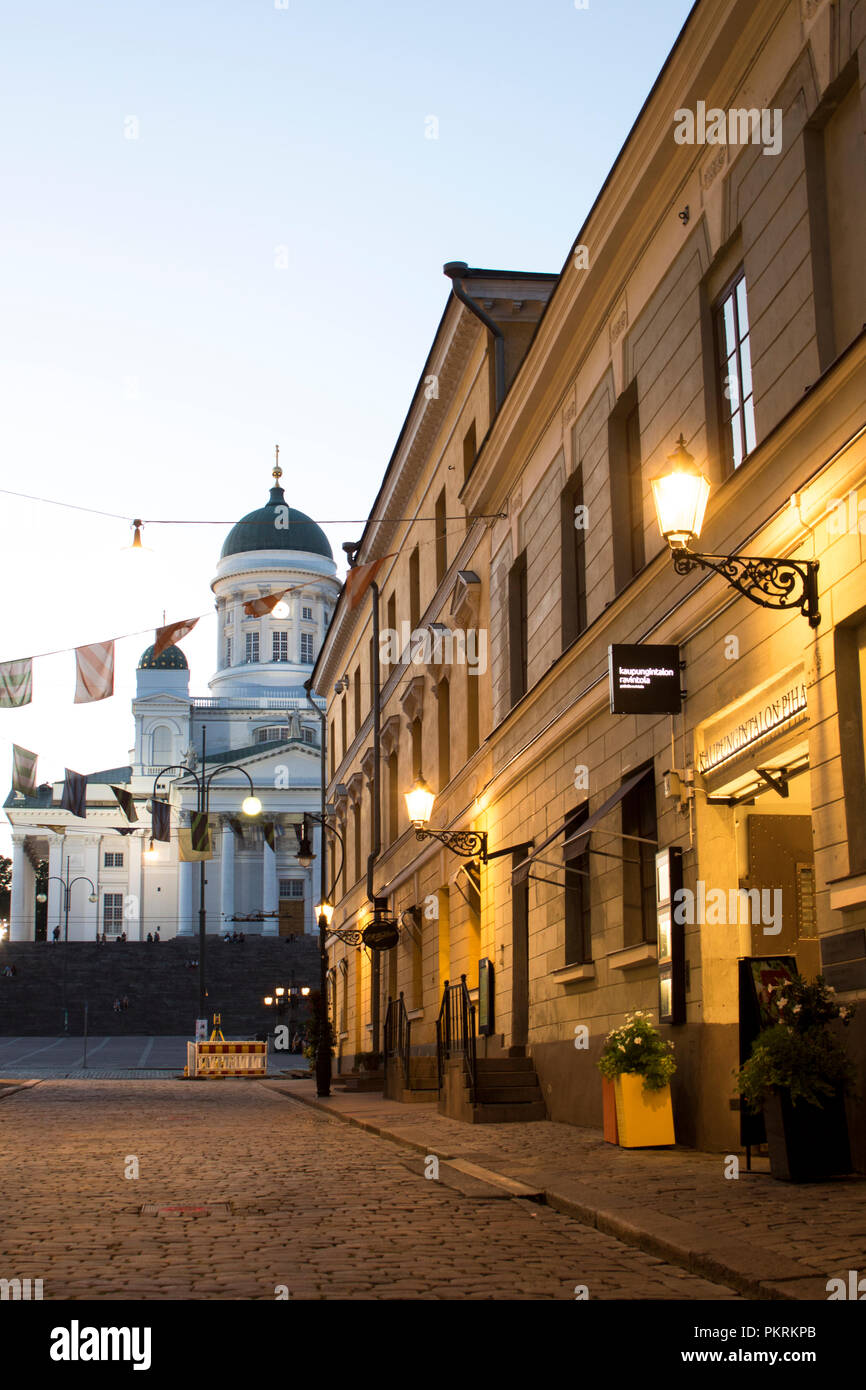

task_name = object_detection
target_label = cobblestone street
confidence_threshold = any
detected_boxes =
[0,1079,739,1300]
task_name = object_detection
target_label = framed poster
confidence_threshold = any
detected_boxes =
[656,846,685,1025]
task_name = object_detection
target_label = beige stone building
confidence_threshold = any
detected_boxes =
[314,0,866,1162]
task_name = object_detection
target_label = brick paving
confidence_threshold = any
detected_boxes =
[281,1083,866,1299]
[0,1078,739,1300]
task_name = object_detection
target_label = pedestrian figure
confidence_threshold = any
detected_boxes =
[112,997,121,1013]
[238,931,245,944]
[154,930,160,943]
[146,932,153,943]
[122,995,129,1011]
[52,925,61,943]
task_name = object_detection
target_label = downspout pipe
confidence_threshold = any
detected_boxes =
[366,580,383,1057]
[443,261,506,412]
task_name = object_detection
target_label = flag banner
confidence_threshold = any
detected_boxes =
[191,811,210,853]
[151,798,171,842]
[110,785,138,822]
[60,768,87,819]
[114,828,135,836]
[74,640,115,704]
[36,824,68,835]
[263,822,276,852]
[243,586,299,617]
[344,556,393,610]
[153,617,199,659]
[178,823,213,861]
[12,744,38,795]
[0,658,32,708]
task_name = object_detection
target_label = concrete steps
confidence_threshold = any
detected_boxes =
[439,1053,547,1124]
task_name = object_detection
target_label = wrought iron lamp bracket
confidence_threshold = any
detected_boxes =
[671,549,820,627]
[414,828,489,861]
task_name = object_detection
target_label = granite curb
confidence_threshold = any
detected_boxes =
[275,1082,831,1302]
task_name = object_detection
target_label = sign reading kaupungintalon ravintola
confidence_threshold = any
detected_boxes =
[608,643,682,715]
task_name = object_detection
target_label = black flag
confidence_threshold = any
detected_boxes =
[151,799,171,843]
[110,785,138,822]
[60,769,87,819]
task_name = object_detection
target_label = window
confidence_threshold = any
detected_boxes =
[353,667,362,736]
[255,726,289,744]
[409,546,420,631]
[563,805,591,965]
[435,487,447,586]
[466,666,479,757]
[151,725,172,766]
[302,727,316,745]
[508,552,528,706]
[301,605,313,621]
[715,272,755,472]
[411,718,423,780]
[463,419,477,485]
[279,879,304,899]
[621,766,658,947]
[103,893,123,937]
[104,852,124,868]
[386,593,397,677]
[272,630,289,662]
[437,677,450,789]
[245,631,260,664]
[353,803,362,883]
[387,750,398,844]
[341,693,348,760]
[225,637,232,668]
[329,720,336,780]
[300,632,314,664]
[561,467,588,647]
[609,382,645,591]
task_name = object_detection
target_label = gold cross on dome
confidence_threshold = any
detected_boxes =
[273,443,282,484]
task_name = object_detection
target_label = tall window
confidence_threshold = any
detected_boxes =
[463,419,477,485]
[435,488,447,586]
[621,766,658,947]
[563,805,591,964]
[353,667,362,736]
[385,593,397,678]
[715,272,755,472]
[329,720,336,780]
[272,630,288,662]
[301,605,313,621]
[411,718,423,780]
[437,677,450,789]
[340,694,347,761]
[409,547,420,631]
[151,725,172,767]
[353,803,361,883]
[387,750,398,844]
[245,631,260,664]
[508,551,528,707]
[466,667,479,757]
[561,467,588,648]
[609,382,645,592]
[103,893,123,937]
[300,632,314,664]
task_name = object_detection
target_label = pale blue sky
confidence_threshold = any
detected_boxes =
[0,0,695,852]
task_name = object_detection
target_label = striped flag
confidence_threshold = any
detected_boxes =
[74,640,115,703]
[179,817,213,861]
[12,744,38,796]
[0,658,32,708]
[243,586,298,617]
[153,617,199,660]
[151,798,171,842]
[60,768,87,819]
[344,556,393,610]
[110,785,138,822]
[191,811,210,853]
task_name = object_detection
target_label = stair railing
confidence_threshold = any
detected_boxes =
[383,992,411,1083]
[435,975,477,1104]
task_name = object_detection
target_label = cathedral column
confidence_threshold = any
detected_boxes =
[47,835,65,938]
[81,836,101,942]
[10,835,33,941]
[127,833,142,941]
[220,819,235,929]
[262,833,279,935]
[177,855,195,937]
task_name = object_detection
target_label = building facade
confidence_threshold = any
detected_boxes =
[6,465,341,942]
[314,0,866,1163]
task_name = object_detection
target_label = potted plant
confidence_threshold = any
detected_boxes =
[597,1009,676,1147]
[736,974,855,1182]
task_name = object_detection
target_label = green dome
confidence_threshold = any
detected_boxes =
[137,644,189,670]
[221,484,332,561]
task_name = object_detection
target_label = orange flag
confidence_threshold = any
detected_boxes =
[344,556,394,609]
[153,617,199,659]
[243,586,298,617]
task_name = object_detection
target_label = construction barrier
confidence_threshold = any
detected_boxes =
[185,1040,267,1078]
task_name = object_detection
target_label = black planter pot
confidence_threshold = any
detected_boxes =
[762,1088,852,1181]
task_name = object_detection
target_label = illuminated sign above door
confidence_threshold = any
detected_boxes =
[608,643,682,715]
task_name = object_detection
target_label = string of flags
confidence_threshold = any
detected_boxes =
[0,581,319,711]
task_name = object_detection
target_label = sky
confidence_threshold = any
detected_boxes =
[0,0,696,855]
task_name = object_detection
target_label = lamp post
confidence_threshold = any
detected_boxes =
[404,778,530,864]
[650,434,820,626]
[36,862,98,1032]
[151,726,262,1029]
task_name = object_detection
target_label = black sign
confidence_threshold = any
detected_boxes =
[609,643,681,715]
[478,957,495,1036]
[362,921,400,951]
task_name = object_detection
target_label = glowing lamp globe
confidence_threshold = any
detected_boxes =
[316,900,334,927]
[405,777,435,828]
[242,794,262,818]
[651,435,711,550]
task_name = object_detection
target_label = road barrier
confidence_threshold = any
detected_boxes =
[185,1041,267,1078]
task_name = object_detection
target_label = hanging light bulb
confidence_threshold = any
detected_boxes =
[121,518,154,555]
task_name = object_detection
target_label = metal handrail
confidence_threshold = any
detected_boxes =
[435,975,476,1104]
[384,992,412,1082]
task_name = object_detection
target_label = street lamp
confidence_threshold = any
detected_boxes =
[36,862,99,1033]
[404,778,533,864]
[151,726,261,1030]
[651,434,820,626]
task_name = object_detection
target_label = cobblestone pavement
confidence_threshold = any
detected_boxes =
[282,1084,866,1297]
[0,1079,739,1300]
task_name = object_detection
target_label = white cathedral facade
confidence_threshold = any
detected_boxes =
[5,467,341,941]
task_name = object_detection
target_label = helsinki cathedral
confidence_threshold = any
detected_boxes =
[5,462,341,941]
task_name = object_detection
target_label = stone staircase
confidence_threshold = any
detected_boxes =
[439,1053,547,1123]
[0,936,320,1036]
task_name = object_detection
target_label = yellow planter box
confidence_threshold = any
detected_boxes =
[613,1072,675,1147]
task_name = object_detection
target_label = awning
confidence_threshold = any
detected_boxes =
[511,767,650,885]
